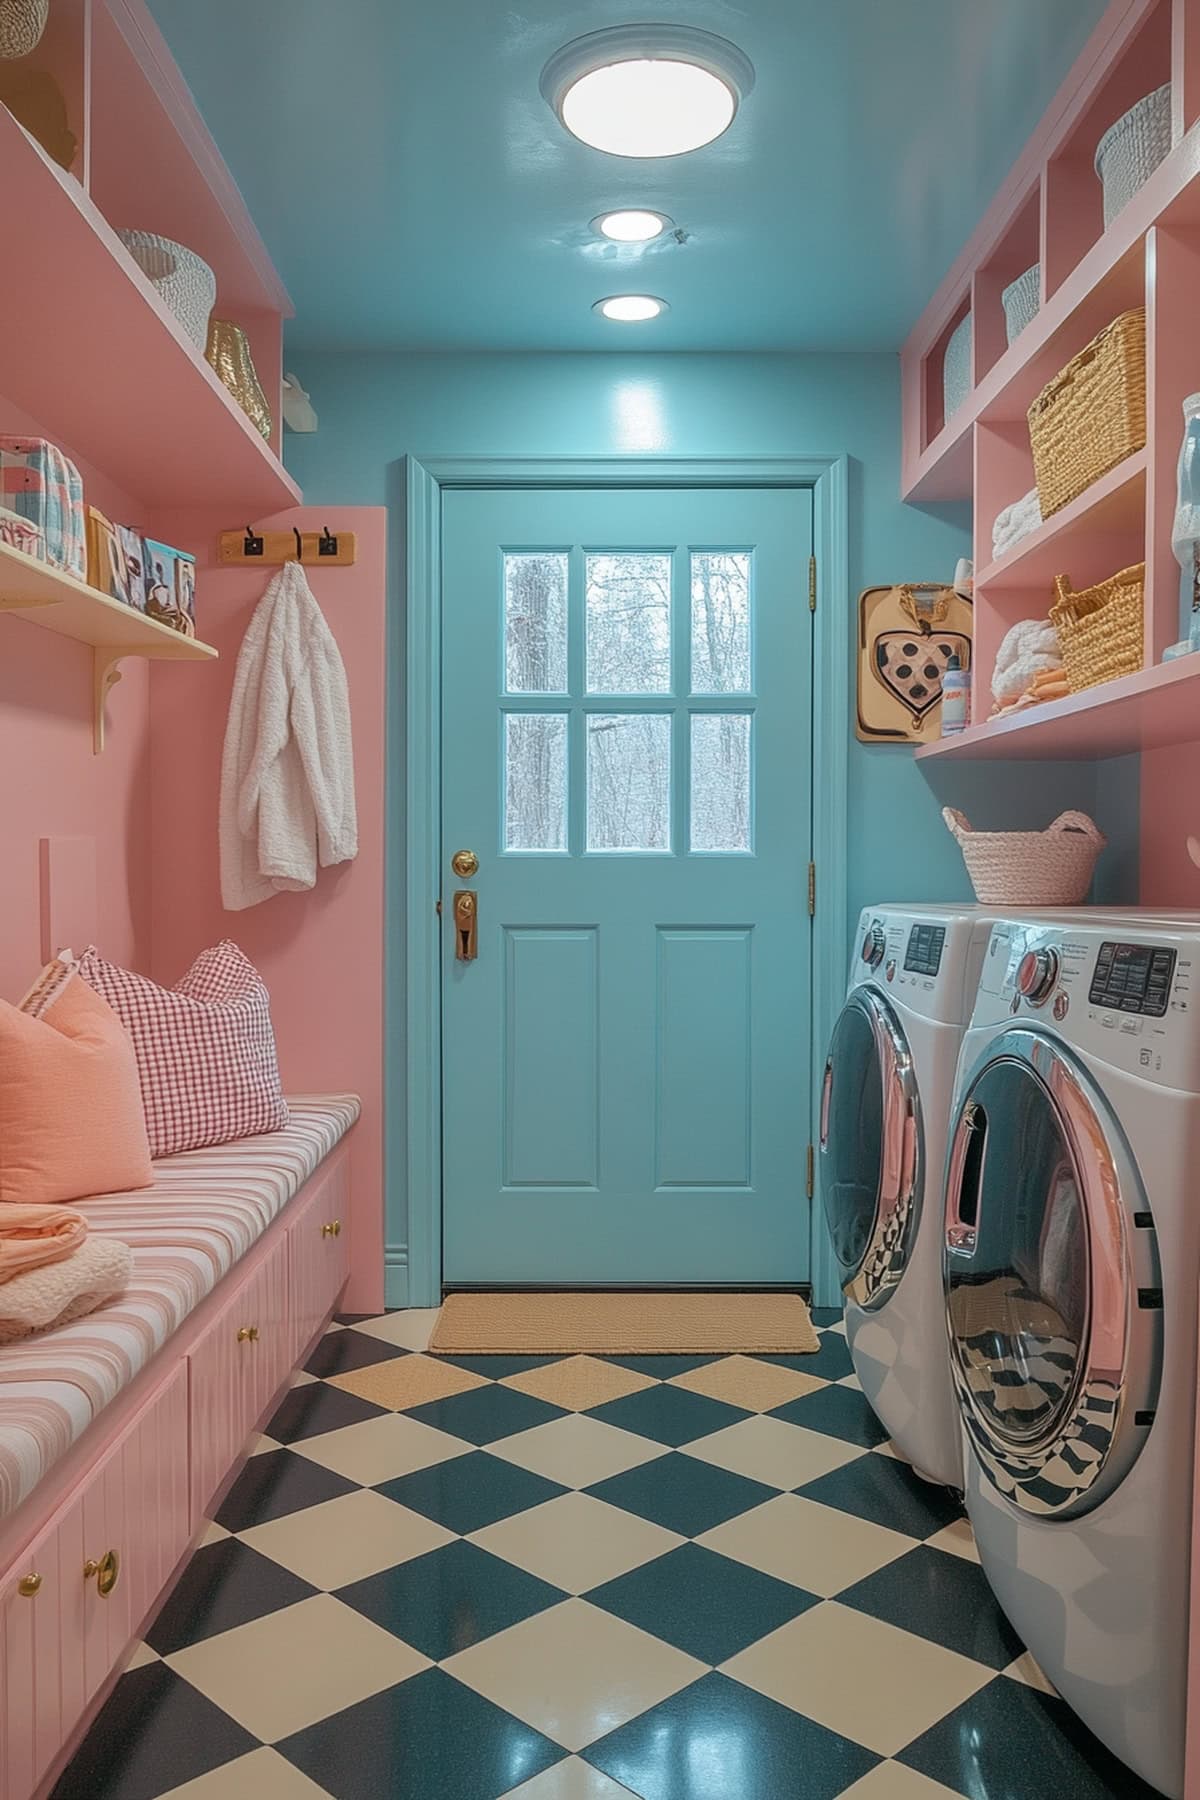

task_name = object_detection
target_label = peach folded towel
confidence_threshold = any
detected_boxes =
[0,1235,131,1345]
[0,1204,87,1284]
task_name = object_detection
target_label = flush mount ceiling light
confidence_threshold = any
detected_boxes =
[542,25,754,158]
[595,208,673,242]
[594,294,668,321]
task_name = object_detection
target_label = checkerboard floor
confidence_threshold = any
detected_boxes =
[54,1308,1160,1799]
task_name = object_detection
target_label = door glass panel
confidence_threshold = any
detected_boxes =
[946,1058,1088,1448]
[504,552,568,694]
[505,714,567,851]
[822,1001,884,1273]
[587,714,671,851]
[585,552,671,694]
[690,714,751,852]
[691,550,751,693]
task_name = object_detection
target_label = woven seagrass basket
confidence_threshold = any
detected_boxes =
[1050,561,1144,693]
[1027,309,1146,518]
[943,809,1106,906]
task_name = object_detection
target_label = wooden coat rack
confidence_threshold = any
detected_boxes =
[218,525,358,568]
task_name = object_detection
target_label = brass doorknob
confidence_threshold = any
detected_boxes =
[84,1549,120,1597]
[451,849,479,878]
[236,1324,260,1343]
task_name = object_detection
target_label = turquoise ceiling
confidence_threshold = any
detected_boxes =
[147,0,1107,353]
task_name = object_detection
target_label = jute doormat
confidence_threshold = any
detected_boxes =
[428,1290,819,1357]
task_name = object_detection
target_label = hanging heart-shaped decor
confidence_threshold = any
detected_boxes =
[873,630,971,720]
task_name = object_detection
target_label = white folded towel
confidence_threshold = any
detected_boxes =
[992,487,1043,557]
[992,617,1062,705]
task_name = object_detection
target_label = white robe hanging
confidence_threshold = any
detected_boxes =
[219,559,357,911]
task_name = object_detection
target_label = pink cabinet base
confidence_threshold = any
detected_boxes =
[0,1138,351,1800]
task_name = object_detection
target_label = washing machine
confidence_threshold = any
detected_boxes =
[943,914,1200,1798]
[819,905,1001,1489]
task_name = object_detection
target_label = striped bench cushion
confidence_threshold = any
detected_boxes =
[0,1095,360,1522]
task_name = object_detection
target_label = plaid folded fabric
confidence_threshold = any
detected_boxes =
[0,436,86,578]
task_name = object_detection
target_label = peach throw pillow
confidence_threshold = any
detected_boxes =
[0,964,153,1205]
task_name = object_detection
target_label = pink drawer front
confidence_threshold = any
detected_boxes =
[288,1148,350,1359]
[188,1237,289,1526]
[0,1366,189,1800]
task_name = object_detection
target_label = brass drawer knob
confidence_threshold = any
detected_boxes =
[236,1324,260,1344]
[321,1221,335,1238]
[83,1549,120,1597]
[17,1572,41,1598]
[333,1220,342,1237]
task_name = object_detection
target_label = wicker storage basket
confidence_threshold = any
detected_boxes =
[116,230,216,349]
[1002,263,1040,346]
[1050,561,1144,693]
[943,312,972,422]
[1095,84,1172,228]
[0,0,48,58]
[1027,309,1145,518]
[943,808,1106,906]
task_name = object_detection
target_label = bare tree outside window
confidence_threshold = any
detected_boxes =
[586,552,671,693]
[691,551,751,693]
[691,714,751,851]
[505,713,567,850]
[505,552,568,693]
[587,714,671,851]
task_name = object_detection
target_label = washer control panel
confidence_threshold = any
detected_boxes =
[904,922,946,976]
[1089,941,1176,1018]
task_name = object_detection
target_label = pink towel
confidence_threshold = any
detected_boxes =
[0,1204,87,1284]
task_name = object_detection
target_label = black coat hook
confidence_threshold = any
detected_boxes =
[293,527,304,561]
[318,524,339,557]
[243,525,264,556]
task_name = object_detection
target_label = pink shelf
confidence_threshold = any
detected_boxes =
[977,450,1148,590]
[0,106,300,513]
[915,656,1200,762]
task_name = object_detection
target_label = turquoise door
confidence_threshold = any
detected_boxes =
[441,486,814,1285]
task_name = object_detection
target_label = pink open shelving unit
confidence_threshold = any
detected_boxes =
[901,0,1200,764]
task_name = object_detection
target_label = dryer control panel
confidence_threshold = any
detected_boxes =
[904,922,946,976]
[1089,942,1176,1018]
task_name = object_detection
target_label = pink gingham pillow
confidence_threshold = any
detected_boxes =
[75,942,288,1157]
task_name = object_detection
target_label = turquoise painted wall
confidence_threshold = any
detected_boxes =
[284,350,1139,1297]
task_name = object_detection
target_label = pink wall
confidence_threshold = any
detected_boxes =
[1141,742,1200,907]
[147,507,388,1313]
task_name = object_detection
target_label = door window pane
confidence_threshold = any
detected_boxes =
[505,553,568,693]
[690,714,751,852]
[587,714,671,851]
[586,552,671,694]
[691,551,751,693]
[505,714,567,850]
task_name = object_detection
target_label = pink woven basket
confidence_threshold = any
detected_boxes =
[942,808,1106,905]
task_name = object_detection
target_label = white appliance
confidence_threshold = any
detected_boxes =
[944,914,1200,1798]
[819,905,1000,1489]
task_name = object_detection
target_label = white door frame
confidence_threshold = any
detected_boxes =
[397,455,849,1308]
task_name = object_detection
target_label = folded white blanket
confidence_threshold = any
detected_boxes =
[0,1236,132,1345]
[992,487,1043,557]
[992,617,1062,704]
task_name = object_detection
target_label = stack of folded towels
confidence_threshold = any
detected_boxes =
[0,1207,131,1347]
[992,487,1043,559]
[990,617,1068,718]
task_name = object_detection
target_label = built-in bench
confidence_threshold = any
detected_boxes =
[0,1095,360,1800]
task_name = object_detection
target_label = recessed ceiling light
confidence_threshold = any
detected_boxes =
[595,209,672,242]
[541,25,754,159]
[594,295,668,322]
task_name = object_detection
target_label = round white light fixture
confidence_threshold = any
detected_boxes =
[594,209,672,243]
[541,25,754,159]
[594,294,668,322]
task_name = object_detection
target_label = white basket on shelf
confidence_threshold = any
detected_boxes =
[1095,84,1172,227]
[1001,263,1040,346]
[943,312,972,423]
[942,808,1106,906]
[116,230,216,350]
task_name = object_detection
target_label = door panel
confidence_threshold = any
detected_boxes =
[441,487,813,1285]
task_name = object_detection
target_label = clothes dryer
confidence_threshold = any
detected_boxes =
[943,914,1200,1797]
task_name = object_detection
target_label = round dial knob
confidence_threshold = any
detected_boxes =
[1017,947,1059,1005]
[861,922,886,968]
